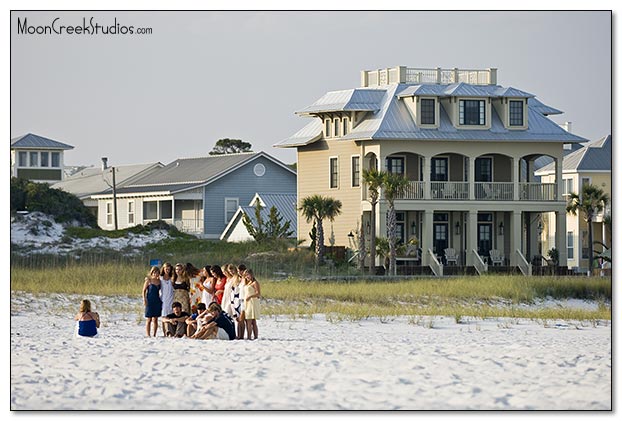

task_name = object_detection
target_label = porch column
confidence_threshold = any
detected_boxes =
[422,209,433,266]
[510,210,522,266]
[468,156,475,200]
[555,154,564,201]
[513,157,520,201]
[423,156,431,200]
[466,210,478,265]
[556,210,568,267]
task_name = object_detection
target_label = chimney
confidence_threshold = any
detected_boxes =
[561,122,572,133]
[101,157,108,170]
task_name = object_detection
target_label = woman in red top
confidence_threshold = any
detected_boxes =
[211,265,227,305]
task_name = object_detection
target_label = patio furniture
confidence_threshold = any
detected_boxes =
[490,249,504,266]
[444,248,458,265]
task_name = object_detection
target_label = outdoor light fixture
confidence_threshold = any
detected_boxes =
[454,221,460,235]
[366,221,371,235]
[348,231,354,239]
[411,221,416,235]
[498,221,504,236]
[537,220,543,236]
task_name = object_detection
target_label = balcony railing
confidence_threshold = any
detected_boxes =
[474,182,514,201]
[431,181,469,200]
[519,183,556,201]
[362,66,498,87]
[389,181,557,202]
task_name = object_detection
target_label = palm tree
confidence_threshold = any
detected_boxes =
[382,172,409,276]
[299,195,342,266]
[362,168,385,275]
[566,184,609,276]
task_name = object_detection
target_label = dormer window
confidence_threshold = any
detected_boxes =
[509,100,524,126]
[420,99,436,125]
[459,99,485,125]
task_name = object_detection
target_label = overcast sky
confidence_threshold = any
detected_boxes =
[10,10,612,168]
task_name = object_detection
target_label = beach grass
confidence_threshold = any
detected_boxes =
[10,265,611,321]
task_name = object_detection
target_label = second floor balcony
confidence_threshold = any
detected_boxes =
[395,181,557,201]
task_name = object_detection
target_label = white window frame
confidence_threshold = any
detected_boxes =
[29,151,38,167]
[18,151,27,167]
[459,98,486,126]
[329,156,339,189]
[224,197,239,224]
[325,119,332,138]
[581,177,591,189]
[51,152,60,168]
[343,117,349,136]
[351,155,360,188]
[508,99,526,127]
[419,97,437,126]
[563,177,574,197]
[128,200,135,226]
[106,201,114,226]
[567,231,574,260]
[334,118,340,137]
[40,151,49,167]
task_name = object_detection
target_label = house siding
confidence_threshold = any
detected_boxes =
[297,139,362,247]
[202,156,296,238]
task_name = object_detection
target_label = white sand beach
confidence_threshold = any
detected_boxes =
[9,292,611,411]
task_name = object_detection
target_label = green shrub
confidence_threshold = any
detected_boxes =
[10,177,97,227]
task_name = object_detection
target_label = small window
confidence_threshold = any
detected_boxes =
[459,99,485,125]
[433,213,449,222]
[581,177,591,189]
[51,152,60,167]
[29,152,38,167]
[225,198,239,223]
[329,157,338,188]
[325,119,331,137]
[420,98,436,125]
[128,201,135,225]
[253,163,266,177]
[386,157,405,175]
[40,152,49,167]
[509,100,524,126]
[334,119,340,137]
[351,156,360,187]
[477,213,493,222]
[18,151,27,166]
[159,201,172,219]
[106,202,114,225]
[581,230,589,259]
[343,118,349,136]
[143,202,158,220]
[563,178,574,196]
[567,231,574,260]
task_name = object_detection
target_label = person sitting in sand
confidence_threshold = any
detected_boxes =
[161,302,190,337]
[75,299,100,337]
[190,302,236,340]
[185,302,207,337]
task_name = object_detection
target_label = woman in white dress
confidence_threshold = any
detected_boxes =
[200,265,215,305]
[221,264,236,317]
[160,262,175,320]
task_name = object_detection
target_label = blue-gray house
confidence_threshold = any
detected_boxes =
[91,151,297,238]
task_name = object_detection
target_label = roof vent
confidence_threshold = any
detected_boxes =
[101,157,108,170]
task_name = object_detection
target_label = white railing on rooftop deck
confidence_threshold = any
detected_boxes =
[361,66,498,87]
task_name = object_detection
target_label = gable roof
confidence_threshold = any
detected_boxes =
[94,151,296,197]
[52,163,163,199]
[275,83,585,148]
[11,133,74,150]
[535,134,612,175]
[220,192,297,241]
[296,89,387,115]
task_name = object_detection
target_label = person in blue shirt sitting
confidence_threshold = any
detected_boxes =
[75,299,100,337]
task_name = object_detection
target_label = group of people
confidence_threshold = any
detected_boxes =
[142,262,261,340]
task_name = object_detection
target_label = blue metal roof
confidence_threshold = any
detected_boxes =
[276,82,586,148]
[296,88,386,115]
[537,135,612,174]
[11,133,74,150]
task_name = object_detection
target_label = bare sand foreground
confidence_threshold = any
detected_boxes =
[10,292,611,411]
